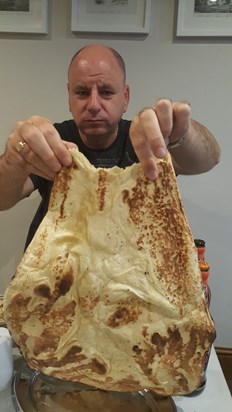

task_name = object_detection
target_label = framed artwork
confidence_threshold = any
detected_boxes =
[0,0,48,34]
[177,0,232,37]
[71,0,151,34]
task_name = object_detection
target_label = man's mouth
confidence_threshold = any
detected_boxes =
[85,120,105,127]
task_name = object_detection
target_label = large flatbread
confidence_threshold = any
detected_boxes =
[4,149,215,396]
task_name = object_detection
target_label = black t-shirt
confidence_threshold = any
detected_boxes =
[25,118,138,248]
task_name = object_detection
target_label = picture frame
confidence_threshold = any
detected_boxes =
[0,0,48,34]
[177,0,232,37]
[71,0,151,34]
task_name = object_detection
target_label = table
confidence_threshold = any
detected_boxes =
[173,347,232,411]
[0,347,231,411]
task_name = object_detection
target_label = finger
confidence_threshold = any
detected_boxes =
[24,163,56,181]
[63,141,78,150]
[17,140,77,180]
[130,113,162,180]
[138,108,167,158]
[18,123,68,172]
[170,101,191,140]
[133,139,159,180]
[21,148,58,180]
[39,123,73,166]
[7,140,56,181]
[26,115,52,127]
[28,143,78,178]
[22,116,72,161]
[153,98,173,140]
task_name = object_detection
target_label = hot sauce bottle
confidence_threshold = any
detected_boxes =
[188,239,213,395]
[194,238,206,261]
[199,260,211,307]
[198,258,212,393]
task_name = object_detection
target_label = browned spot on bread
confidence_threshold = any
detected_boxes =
[34,284,52,299]
[78,294,100,314]
[91,358,107,375]
[107,299,142,328]
[97,169,107,211]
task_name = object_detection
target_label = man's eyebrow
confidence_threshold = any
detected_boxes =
[98,82,115,89]
[73,84,89,91]
[73,81,116,92]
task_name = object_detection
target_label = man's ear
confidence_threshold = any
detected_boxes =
[67,83,71,112]
[123,84,130,113]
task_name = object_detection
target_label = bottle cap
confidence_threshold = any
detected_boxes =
[194,239,206,248]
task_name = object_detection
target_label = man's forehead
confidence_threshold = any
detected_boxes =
[76,58,121,79]
[70,49,123,75]
[74,76,115,88]
[70,61,123,86]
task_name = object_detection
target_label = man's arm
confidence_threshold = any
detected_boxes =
[129,99,220,179]
[169,118,220,175]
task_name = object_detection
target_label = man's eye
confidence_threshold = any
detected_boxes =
[101,90,113,97]
[76,90,89,97]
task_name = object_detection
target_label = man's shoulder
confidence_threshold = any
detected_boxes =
[54,119,78,143]
[119,118,131,132]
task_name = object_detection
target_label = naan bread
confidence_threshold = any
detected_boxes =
[0,297,4,324]
[4,149,215,396]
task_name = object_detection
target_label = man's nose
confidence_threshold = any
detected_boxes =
[87,91,101,113]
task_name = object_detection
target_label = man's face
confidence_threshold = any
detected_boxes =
[67,47,129,148]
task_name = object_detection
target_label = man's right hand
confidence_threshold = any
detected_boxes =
[5,115,76,181]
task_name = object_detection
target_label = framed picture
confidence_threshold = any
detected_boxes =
[71,0,151,34]
[177,0,232,37]
[0,0,48,34]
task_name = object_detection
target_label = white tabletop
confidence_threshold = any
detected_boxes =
[0,346,231,411]
[173,347,232,412]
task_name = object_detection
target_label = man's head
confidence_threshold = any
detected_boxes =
[67,44,130,149]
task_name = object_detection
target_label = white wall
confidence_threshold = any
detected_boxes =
[0,0,231,347]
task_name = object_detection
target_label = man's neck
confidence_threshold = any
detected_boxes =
[78,126,118,150]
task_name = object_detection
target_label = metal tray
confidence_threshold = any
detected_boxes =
[12,359,177,412]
